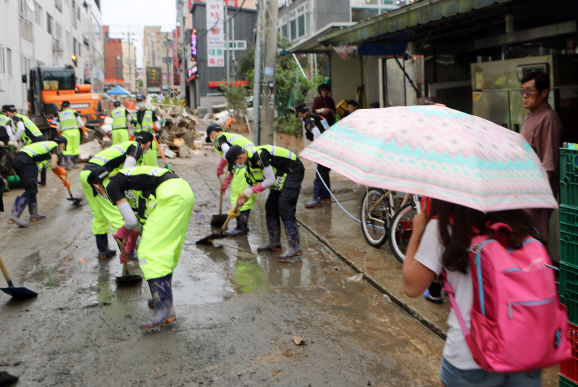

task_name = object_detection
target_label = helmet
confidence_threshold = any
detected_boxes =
[113,101,121,107]
[225,145,243,172]
[135,94,146,101]
[61,101,71,108]
[53,135,68,147]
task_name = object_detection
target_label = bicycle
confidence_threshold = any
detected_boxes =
[388,193,421,263]
[360,187,401,248]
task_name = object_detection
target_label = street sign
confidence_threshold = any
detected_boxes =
[226,40,247,50]
[206,0,224,67]
[146,67,162,88]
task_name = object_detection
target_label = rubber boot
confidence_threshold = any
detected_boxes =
[72,155,80,169]
[304,181,323,208]
[64,155,71,171]
[257,217,282,251]
[147,273,172,309]
[226,210,251,236]
[140,274,176,330]
[8,196,29,227]
[95,234,116,260]
[28,196,46,221]
[279,219,303,263]
[38,166,47,187]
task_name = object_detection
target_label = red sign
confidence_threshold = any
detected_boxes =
[208,80,249,88]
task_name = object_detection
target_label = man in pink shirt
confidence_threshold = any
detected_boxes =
[520,70,563,243]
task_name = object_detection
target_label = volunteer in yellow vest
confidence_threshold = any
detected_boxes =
[131,94,160,167]
[90,166,194,330]
[8,136,68,227]
[111,100,132,145]
[81,132,152,260]
[3,104,49,186]
[226,144,305,262]
[1,105,21,146]
[57,101,88,170]
[206,124,256,236]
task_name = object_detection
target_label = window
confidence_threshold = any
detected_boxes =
[117,55,121,79]
[278,15,288,38]
[66,31,70,48]
[46,12,53,35]
[21,55,31,101]
[73,37,77,55]
[55,23,62,40]
[35,2,42,25]
[0,46,6,75]
[6,48,11,76]
[289,3,308,41]
[19,0,32,20]
[55,0,62,11]
[352,8,379,21]
[351,0,378,4]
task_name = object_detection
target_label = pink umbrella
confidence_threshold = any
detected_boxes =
[299,105,557,212]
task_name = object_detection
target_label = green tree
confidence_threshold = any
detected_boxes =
[219,83,248,120]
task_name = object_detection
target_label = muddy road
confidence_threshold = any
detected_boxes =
[0,149,445,386]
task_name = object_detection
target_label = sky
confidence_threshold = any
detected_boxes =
[101,0,178,67]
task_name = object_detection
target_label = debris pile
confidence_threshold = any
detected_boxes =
[155,107,205,158]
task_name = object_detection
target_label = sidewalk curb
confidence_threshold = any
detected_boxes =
[297,217,447,341]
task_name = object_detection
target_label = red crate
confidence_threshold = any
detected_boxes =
[561,322,578,382]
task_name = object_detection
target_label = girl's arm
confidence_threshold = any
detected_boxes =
[402,213,436,297]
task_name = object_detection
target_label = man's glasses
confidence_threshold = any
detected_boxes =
[519,89,538,96]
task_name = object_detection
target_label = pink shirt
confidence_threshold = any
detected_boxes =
[520,104,563,195]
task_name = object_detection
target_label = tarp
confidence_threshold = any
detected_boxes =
[106,86,131,96]
[319,0,513,47]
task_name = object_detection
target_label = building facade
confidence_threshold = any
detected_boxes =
[187,3,257,108]
[0,0,104,111]
[143,27,178,95]
[103,26,123,88]
[121,41,137,93]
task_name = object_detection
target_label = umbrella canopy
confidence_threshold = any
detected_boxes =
[106,86,131,96]
[299,105,557,212]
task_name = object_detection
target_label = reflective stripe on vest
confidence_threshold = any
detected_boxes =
[58,109,80,131]
[133,110,154,133]
[122,167,167,177]
[21,141,54,158]
[16,114,43,142]
[112,108,128,129]
[214,132,255,155]
[89,144,131,167]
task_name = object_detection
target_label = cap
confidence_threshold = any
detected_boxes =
[135,131,153,144]
[136,94,146,101]
[225,145,243,172]
[86,166,110,185]
[294,103,309,116]
[113,101,121,107]
[206,123,222,138]
[1,105,17,113]
[53,135,68,147]
[61,101,70,108]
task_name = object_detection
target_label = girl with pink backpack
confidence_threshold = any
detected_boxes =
[402,199,570,387]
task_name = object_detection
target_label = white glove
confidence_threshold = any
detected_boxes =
[242,187,253,199]
[0,141,4,147]
[7,140,16,147]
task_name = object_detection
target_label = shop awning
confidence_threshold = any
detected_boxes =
[288,23,355,54]
[319,0,514,47]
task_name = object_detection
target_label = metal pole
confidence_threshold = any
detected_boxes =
[252,0,264,145]
[226,6,230,86]
[180,0,187,100]
[260,0,278,145]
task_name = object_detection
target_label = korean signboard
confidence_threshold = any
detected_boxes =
[191,29,197,60]
[206,0,224,67]
[146,67,162,87]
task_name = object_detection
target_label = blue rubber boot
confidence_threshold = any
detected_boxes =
[226,210,251,236]
[28,196,46,222]
[128,250,138,261]
[95,234,116,260]
[304,181,323,208]
[64,155,71,171]
[257,217,282,251]
[72,155,80,169]
[140,274,176,330]
[38,166,47,187]
[8,196,29,227]
[279,219,303,263]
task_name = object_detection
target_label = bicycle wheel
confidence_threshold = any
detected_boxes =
[389,203,417,263]
[360,188,390,248]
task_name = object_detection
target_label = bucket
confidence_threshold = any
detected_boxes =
[7,175,21,189]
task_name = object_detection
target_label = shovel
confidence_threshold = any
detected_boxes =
[153,136,173,172]
[197,200,241,245]
[0,255,37,299]
[56,175,83,205]
[114,237,142,284]
[210,177,228,227]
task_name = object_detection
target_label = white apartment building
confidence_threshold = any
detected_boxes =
[0,0,104,111]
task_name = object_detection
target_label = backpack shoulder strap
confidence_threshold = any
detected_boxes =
[441,270,471,340]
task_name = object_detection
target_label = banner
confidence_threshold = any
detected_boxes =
[206,0,224,67]
[146,67,162,87]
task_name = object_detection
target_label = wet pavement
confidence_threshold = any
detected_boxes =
[0,152,446,386]
[0,138,560,386]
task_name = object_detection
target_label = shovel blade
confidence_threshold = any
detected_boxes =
[196,232,227,245]
[67,197,83,206]
[1,286,38,298]
[210,214,228,227]
[115,274,143,284]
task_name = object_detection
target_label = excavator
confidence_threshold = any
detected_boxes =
[22,64,105,136]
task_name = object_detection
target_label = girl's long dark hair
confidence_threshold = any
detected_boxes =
[430,199,541,274]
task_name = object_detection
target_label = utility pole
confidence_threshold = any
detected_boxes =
[225,5,230,86]
[252,0,264,145]
[259,0,278,145]
[180,0,187,100]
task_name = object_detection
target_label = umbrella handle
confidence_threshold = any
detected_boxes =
[0,255,14,288]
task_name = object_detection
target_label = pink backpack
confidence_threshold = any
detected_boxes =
[442,222,571,372]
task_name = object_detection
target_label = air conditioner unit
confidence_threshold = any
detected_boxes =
[52,39,63,52]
